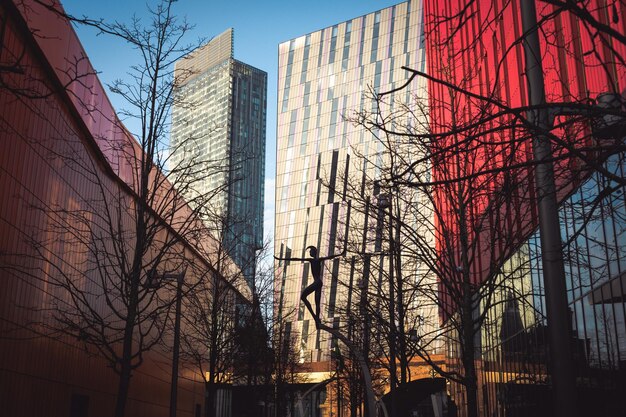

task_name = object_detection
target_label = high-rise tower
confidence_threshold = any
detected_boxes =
[275,1,432,368]
[171,29,266,287]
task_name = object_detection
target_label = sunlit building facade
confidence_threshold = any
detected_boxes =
[275,1,435,377]
[171,29,266,287]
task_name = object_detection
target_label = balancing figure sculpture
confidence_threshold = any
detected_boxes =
[273,204,376,417]
[274,242,377,417]
[275,245,344,327]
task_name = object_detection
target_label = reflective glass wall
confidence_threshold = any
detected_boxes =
[275,1,427,364]
[474,154,626,417]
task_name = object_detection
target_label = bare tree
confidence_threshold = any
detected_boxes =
[179,209,264,417]
[232,244,273,384]
[330,75,558,417]
[0,1,97,101]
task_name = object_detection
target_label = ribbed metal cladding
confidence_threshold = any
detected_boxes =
[0,2,234,416]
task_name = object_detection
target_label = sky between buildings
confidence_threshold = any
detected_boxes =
[62,0,401,246]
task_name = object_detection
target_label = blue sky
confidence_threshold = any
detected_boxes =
[62,0,401,242]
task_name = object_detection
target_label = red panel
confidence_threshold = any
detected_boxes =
[424,0,626,316]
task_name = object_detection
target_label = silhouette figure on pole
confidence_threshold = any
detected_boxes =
[275,245,345,327]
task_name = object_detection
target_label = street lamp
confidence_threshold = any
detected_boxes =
[377,193,391,210]
[377,191,398,417]
[407,328,439,382]
[519,3,578,417]
[592,92,625,139]
[357,274,371,417]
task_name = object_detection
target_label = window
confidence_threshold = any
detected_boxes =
[329,25,338,64]
[342,20,352,70]
[371,11,381,63]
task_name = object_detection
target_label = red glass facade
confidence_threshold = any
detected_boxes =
[424,0,626,300]
[423,1,626,416]
[0,2,243,416]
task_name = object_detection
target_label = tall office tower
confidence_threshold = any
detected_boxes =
[275,1,432,369]
[171,29,266,287]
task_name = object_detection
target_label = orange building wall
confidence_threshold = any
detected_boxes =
[0,1,214,416]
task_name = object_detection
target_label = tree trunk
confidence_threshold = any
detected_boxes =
[114,158,145,417]
[461,296,479,417]
[114,365,131,417]
[455,132,479,417]
[204,382,215,417]
[274,380,282,417]
[466,379,479,417]
[394,218,407,385]
[114,267,139,417]
[349,371,359,417]
[114,326,135,417]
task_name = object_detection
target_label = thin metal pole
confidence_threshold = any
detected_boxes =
[170,272,184,417]
[359,261,371,417]
[520,2,577,416]
[387,203,398,417]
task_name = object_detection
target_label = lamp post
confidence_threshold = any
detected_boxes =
[358,276,370,417]
[378,192,398,417]
[520,2,577,417]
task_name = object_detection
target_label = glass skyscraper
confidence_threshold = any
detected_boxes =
[171,29,266,287]
[275,1,431,367]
